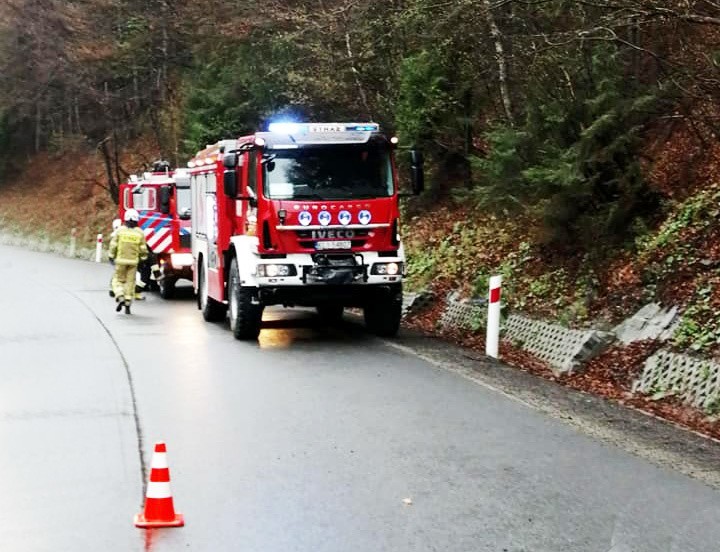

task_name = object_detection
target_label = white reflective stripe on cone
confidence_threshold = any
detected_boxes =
[146,481,173,499]
[151,453,169,469]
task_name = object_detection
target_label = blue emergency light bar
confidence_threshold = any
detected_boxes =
[268,122,379,134]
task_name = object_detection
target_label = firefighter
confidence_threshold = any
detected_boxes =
[109,209,149,314]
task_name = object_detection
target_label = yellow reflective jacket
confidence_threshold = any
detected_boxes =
[109,226,149,266]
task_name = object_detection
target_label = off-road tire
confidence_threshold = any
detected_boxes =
[364,289,402,337]
[228,258,263,340]
[158,276,176,300]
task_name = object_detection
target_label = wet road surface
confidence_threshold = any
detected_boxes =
[1,245,719,551]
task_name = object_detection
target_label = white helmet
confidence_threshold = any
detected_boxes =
[124,208,140,222]
[112,218,122,231]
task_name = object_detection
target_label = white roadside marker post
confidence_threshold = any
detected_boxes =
[486,275,502,359]
[69,228,77,257]
[95,233,103,263]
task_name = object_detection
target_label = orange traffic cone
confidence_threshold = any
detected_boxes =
[134,441,184,528]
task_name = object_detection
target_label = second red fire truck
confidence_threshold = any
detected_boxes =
[118,165,194,298]
[188,122,424,339]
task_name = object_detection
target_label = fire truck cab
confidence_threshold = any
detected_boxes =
[189,122,424,339]
[118,167,193,298]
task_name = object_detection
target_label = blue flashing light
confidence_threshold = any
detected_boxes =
[268,122,302,134]
[348,124,379,132]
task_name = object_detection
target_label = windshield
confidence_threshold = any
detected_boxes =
[263,144,393,200]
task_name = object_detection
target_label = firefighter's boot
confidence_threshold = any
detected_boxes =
[124,301,132,315]
[115,295,124,312]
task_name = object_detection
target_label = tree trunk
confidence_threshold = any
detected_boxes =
[98,138,119,204]
[160,0,168,102]
[35,103,42,153]
[482,0,514,126]
[74,96,81,134]
[343,25,372,120]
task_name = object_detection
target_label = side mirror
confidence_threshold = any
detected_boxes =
[410,149,425,195]
[223,154,237,169]
[223,170,237,198]
[179,207,191,221]
[159,185,171,214]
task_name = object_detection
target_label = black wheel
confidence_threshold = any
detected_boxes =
[316,304,344,323]
[198,262,226,322]
[158,276,176,299]
[228,258,263,340]
[364,287,402,337]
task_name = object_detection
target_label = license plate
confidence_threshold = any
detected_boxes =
[315,240,352,250]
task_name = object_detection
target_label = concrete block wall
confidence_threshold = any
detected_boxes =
[504,314,611,375]
[436,291,720,411]
[633,350,720,412]
[440,292,487,330]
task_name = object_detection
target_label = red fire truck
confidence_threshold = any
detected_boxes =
[118,167,194,298]
[188,122,424,339]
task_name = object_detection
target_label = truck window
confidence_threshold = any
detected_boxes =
[125,187,157,211]
[177,187,191,217]
[191,174,206,236]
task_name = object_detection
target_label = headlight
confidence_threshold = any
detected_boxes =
[170,253,193,268]
[371,262,403,276]
[257,264,297,277]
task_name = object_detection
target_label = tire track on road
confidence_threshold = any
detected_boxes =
[66,290,148,500]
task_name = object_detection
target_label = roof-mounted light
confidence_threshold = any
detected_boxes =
[346,123,379,132]
[268,122,301,134]
[187,161,196,168]
[255,137,266,147]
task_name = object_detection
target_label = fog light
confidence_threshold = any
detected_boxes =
[257,264,296,277]
[371,262,403,275]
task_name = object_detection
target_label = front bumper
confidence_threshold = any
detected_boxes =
[258,282,402,308]
[248,251,403,307]
[254,251,404,288]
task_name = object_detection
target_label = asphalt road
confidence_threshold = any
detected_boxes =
[1,244,719,552]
